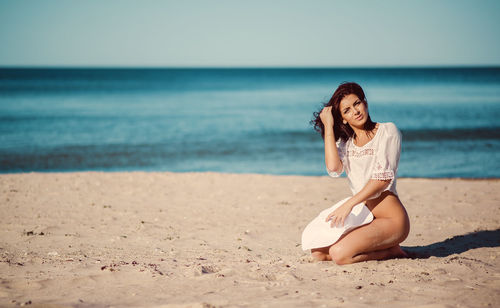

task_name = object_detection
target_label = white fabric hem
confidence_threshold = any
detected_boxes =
[371,170,394,181]
[326,166,343,178]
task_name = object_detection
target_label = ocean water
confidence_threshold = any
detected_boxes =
[1,67,499,178]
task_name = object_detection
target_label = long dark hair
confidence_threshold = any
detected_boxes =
[311,82,376,142]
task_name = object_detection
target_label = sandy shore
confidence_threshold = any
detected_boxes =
[1,172,499,307]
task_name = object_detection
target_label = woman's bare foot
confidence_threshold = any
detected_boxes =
[311,251,332,261]
[386,245,408,259]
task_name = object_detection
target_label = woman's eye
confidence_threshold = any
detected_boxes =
[354,101,360,106]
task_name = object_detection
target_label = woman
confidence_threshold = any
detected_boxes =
[301,82,410,265]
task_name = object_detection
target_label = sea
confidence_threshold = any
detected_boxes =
[1,67,499,178]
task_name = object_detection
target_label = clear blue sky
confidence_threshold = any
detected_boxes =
[1,0,499,67]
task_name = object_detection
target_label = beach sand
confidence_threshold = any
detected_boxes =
[1,172,499,307]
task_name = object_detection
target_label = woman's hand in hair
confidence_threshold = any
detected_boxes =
[320,106,334,128]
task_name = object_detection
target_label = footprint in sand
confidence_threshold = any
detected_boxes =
[1,279,43,292]
[192,265,221,277]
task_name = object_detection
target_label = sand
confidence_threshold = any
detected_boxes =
[1,172,499,307]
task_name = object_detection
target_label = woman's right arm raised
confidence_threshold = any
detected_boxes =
[320,106,343,174]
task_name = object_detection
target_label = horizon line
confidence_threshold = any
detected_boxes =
[1,64,500,70]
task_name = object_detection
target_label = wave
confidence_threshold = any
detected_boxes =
[401,127,500,141]
[1,127,499,174]
[250,127,500,142]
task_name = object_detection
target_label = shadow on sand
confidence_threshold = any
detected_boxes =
[402,229,500,259]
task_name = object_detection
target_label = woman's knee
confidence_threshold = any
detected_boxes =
[329,244,351,265]
[393,217,410,243]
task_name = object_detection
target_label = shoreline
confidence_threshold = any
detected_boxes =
[2,170,500,180]
[1,172,499,307]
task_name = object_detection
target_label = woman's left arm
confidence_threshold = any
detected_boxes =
[325,179,390,227]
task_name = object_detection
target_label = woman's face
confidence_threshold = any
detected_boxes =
[339,94,368,127]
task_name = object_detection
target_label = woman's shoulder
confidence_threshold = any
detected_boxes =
[335,137,347,147]
[335,137,350,152]
[380,122,402,139]
[379,122,398,131]
[379,122,401,137]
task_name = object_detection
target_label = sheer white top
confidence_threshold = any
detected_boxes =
[327,122,402,200]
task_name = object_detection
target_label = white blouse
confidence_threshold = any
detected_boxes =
[327,122,402,200]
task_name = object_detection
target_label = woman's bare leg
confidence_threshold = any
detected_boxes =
[328,216,409,265]
[348,245,408,263]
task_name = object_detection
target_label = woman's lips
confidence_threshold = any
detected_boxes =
[355,114,363,120]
